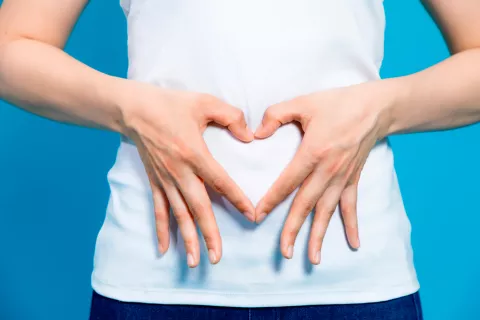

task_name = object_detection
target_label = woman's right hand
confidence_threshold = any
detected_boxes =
[118,80,256,268]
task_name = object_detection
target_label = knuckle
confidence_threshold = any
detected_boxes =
[340,204,351,216]
[317,207,335,218]
[341,191,355,206]
[160,158,177,176]
[342,203,357,220]
[311,223,327,240]
[325,162,338,176]
[155,210,169,223]
[183,237,197,248]
[264,108,277,121]
[232,108,245,123]
[316,232,326,242]
[325,161,342,175]
[283,228,297,242]
[166,138,184,160]
[295,196,316,214]
[327,209,336,217]
[310,233,322,245]
[202,233,217,247]
[353,170,362,183]
[235,200,248,211]
[231,201,248,214]
[345,167,357,183]
[301,208,314,219]
[189,202,208,219]
[344,219,357,230]
[194,93,216,109]
[182,148,200,166]
[345,221,358,231]
[346,134,362,147]
[298,206,314,219]
[308,145,326,163]
[259,197,274,213]
[174,211,192,224]
[211,177,226,194]
[177,143,195,162]
[168,138,199,166]
[160,160,185,182]
[309,236,323,251]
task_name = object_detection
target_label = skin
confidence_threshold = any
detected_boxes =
[1,0,480,268]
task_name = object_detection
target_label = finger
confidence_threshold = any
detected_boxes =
[150,177,171,254]
[256,142,316,223]
[201,95,254,142]
[161,178,200,268]
[190,140,255,222]
[339,170,361,249]
[176,172,222,265]
[254,99,305,139]
[280,168,331,259]
[309,184,344,265]
[339,150,368,249]
[137,149,171,255]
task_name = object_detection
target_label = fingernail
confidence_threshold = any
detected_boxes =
[247,128,255,140]
[187,253,195,268]
[256,212,267,223]
[286,245,294,259]
[254,125,265,138]
[208,249,217,264]
[158,243,165,255]
[244,211,255,222]
[314,251,321,265]
[354,236,360,249]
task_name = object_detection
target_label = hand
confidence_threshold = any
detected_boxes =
[119,81,256,268]
[254,81,392,265]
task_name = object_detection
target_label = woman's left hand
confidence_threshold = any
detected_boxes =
[254,81,394,265]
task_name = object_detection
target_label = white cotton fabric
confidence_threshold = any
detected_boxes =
[91,0,419,307]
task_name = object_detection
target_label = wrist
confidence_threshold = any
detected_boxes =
[105,75,140,137]
[372,77,411,139]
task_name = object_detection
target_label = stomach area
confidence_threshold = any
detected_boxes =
[97,122,412,293]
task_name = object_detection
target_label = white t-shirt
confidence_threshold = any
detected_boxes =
[91,0,419,307]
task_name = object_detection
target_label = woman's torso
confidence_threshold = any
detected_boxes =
[91,0,419,307]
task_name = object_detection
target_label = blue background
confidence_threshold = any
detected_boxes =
[1,1,479,319]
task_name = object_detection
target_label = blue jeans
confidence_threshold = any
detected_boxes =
[89,291,423,320]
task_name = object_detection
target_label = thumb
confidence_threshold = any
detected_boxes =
[202,96,254,142]
[255,100,303,139]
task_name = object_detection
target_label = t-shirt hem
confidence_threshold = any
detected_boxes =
[91,275,420,308]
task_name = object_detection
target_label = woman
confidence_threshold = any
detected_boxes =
[1,0,479,319]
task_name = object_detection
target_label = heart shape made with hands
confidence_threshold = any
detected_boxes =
[143,84,381,267]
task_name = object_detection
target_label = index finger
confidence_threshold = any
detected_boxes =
[255,141,317,223]
[190,141,255,222]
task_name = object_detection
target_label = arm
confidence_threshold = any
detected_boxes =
[0,0,126,132]
[382,0,480,135]
[0,0,256,267]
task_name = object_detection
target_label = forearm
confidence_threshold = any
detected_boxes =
[382,48,480,135]
[0,38,127,134]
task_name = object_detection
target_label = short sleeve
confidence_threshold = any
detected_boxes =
[120,0,131,16]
